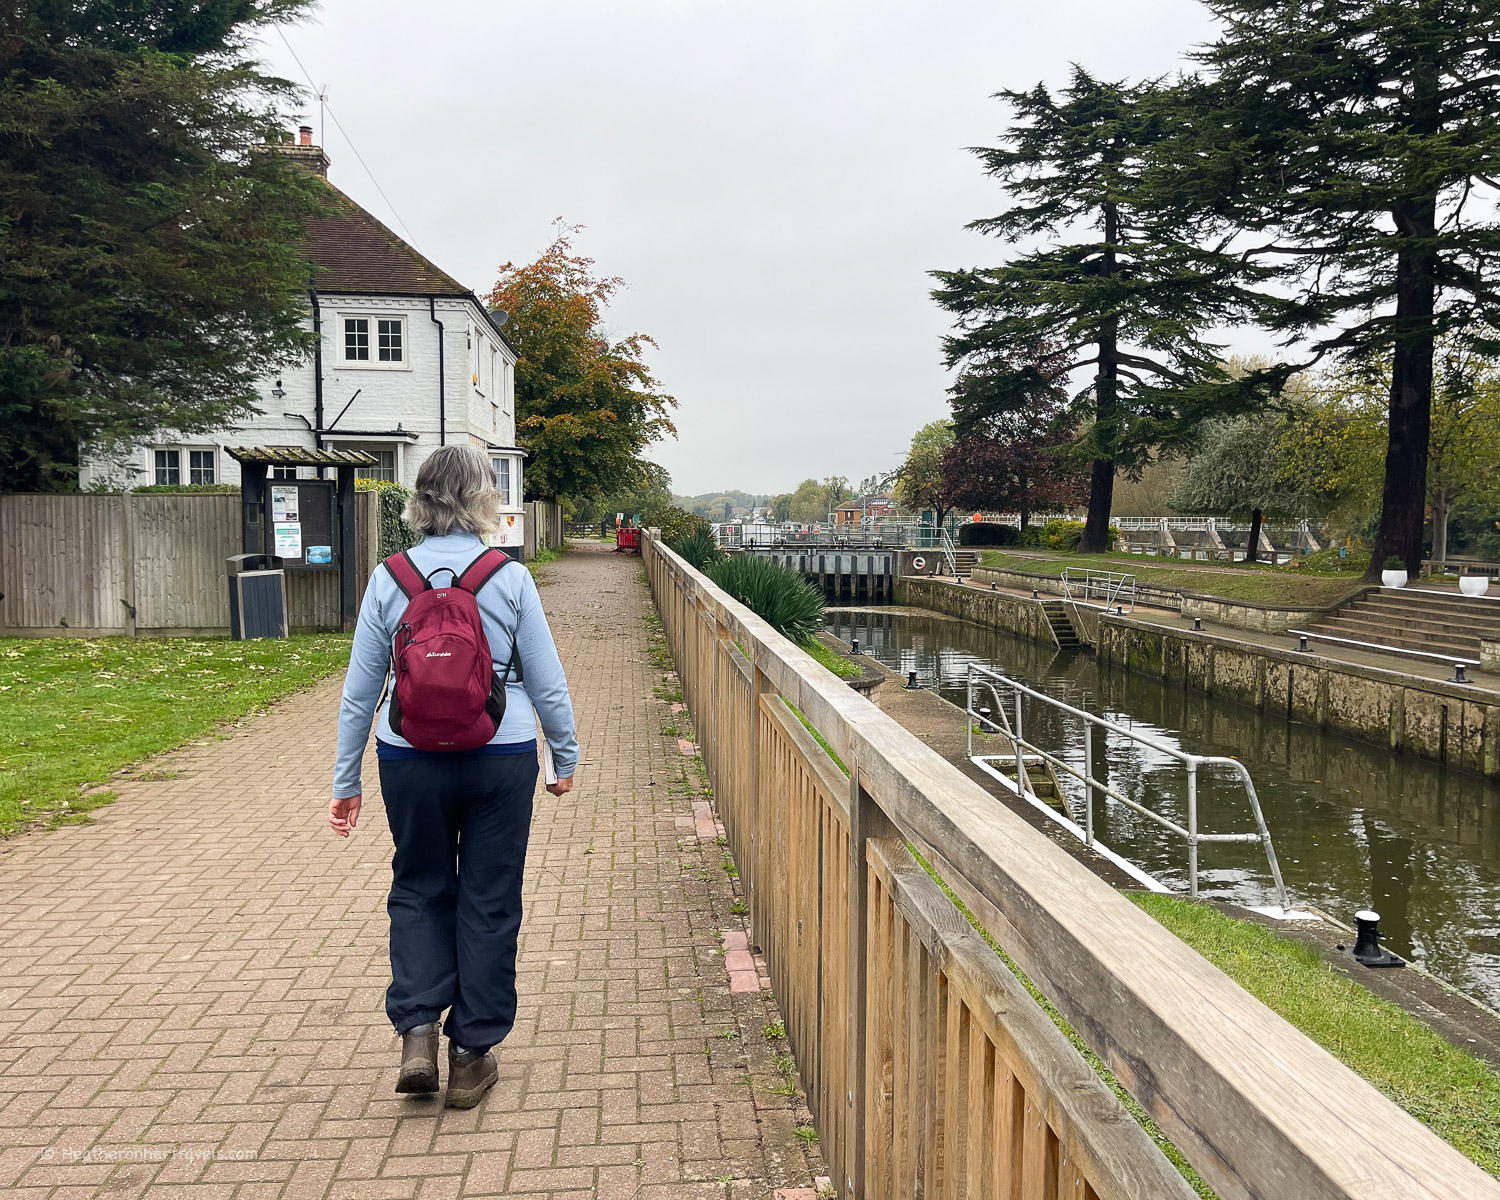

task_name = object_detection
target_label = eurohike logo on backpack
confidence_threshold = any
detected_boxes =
[383,549,522,750]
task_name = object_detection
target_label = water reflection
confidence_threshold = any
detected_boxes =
[826,606,1500,1008]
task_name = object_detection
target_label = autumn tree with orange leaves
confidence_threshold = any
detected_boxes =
[487,228,675,503]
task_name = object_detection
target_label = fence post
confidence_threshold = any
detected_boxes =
[746,661,773,949]
[845,764,898,1200]
[121,492,137,638]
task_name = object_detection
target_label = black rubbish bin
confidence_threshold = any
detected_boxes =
[227,553,287,640]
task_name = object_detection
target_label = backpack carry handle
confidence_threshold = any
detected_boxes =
[384,547,511,600]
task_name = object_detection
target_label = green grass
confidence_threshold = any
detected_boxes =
[786,701,849,775]
[1130,893,1500,1177]
[0,634,353,836]
[526,544,566,577]
[976,550,1364,607]
[801,637,861,678]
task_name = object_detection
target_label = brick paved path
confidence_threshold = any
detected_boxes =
[0,545,824,1199]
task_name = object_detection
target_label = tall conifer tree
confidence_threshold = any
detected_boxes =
[0,0,325,489]
[1181,0,1500,578]
[933,68,1284,552]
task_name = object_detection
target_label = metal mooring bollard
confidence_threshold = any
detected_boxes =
[1298,634,1309,652]
[1351,910,1405,968]
[1453,663,1468,683]
[903,670,920,689]
[1192,616,1203,631]
[850,638,860,655]
[991,582,998,591]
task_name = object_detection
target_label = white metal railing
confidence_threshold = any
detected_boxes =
[939,529,959,576]
[964,664,1290,913]
[1062,568,1136,612]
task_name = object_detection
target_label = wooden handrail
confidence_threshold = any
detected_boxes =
[642,531,1499,1200]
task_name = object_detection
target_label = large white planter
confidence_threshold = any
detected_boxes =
[1381,569,1409,588]
[1461,575,1490,597]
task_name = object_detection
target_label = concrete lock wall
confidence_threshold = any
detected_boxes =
[897,575,1500,779]
[967,564,1355,633]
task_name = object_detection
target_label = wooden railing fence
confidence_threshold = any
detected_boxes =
[644,530,1499,1200]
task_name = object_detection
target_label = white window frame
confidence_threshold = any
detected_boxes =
[355,449,397,483]
[153,448,180,486]
[492,455,513,507]
[339,313,410,370]
[188,448,216,485]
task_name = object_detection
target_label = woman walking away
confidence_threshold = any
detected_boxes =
[328,445,578,1109]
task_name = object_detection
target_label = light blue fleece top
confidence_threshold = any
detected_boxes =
[332,531,579,798]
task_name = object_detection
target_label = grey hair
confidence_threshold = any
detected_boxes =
[403,445,501,538]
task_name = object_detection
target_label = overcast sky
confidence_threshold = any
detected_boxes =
[259,0,1224,497]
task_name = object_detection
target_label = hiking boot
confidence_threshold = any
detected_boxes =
[445,1045,497,1109]
[395,1022,439,1095]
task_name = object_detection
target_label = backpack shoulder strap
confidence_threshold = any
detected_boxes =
[455,547,513,595]
[384,551,428,600]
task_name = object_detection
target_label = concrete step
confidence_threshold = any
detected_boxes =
[1358,589,1500,624]
[1308,616,1479,658]
[1326,615,1488,642]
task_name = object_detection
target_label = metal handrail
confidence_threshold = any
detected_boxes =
[1061,568,1136,613]
[964,663,1289,912]
[939,529,959,576]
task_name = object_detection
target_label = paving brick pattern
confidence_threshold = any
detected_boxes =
[0,544,824,1199]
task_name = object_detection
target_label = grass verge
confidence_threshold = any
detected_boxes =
[1130,893,1500,1177]
[976,550,1364,607]
[801,637,861,679]
[0,634,353,836]
[525,544,567,577]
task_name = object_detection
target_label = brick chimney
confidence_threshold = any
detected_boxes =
[277,125,330,177]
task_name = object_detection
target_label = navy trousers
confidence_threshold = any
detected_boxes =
[379,750,538,1053]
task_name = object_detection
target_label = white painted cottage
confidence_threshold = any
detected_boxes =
[80,129,530,550]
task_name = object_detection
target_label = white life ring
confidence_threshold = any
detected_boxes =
[912,555,927,571]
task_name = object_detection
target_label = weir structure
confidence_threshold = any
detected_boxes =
[644,528,1498,1200]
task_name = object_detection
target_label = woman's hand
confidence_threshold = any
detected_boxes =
[329,793,362,837]
[546,775,574,797]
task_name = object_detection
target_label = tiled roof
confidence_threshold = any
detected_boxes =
[304,183,470,297]
[226,446,378,467]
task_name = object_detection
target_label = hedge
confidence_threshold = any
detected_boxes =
[355,479,418,557]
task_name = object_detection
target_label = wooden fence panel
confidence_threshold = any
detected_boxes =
[0,494,126,634]
[2,491,381,636]
[641,529,1500,1200]
[132,494,239,632]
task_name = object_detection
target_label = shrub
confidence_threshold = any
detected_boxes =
[130,482,240,494]
[671,527,725,571]
[1039,518,1086,550]
[958,522,1019,547]
[641,504,710,544]
[707,554,824,643]
[1302,546,1371,574]
[1384,554,1406,570]
[356,478,417,557]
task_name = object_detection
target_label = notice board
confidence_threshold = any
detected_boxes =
[271,479,337,570]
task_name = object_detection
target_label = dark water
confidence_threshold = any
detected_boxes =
[825,606,1500,1008]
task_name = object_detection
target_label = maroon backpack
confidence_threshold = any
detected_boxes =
[383,548,521,751]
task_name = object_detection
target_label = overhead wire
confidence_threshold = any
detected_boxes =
[274,26,423,252]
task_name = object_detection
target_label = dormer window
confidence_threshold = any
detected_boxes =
[342,316,405,366]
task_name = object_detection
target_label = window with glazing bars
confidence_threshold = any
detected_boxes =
[492,457,511,506]
[154,449,179,485]
[344,318,369,360]
[355,450,396,483]
[378,319,402,362]
[189,450,215,485]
